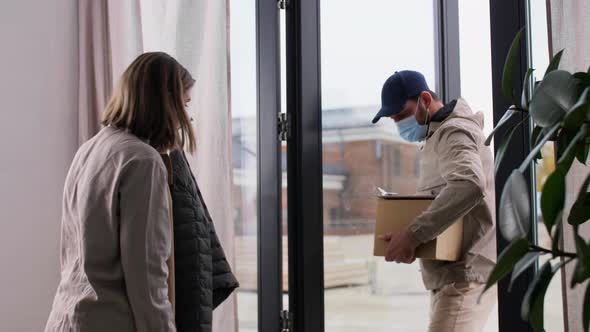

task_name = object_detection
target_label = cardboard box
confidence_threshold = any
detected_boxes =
[373,195,463,261]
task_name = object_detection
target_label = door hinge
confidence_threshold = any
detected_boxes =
[280,310,293,332]
[278,113,290,141]
[278,0,289,10]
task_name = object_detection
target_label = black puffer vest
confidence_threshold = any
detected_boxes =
[169,150,239,332]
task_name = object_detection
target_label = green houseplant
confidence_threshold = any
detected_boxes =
[482,28,590,332]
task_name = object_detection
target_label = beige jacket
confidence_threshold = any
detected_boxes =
[45,126,176,331]
[409,98,497,290]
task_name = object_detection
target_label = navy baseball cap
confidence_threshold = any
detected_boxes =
[372,70,430,124]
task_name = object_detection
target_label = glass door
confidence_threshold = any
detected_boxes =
[230,1,259,330]
[319,2,436,331]
[285,1,500,331]
[230,1,285,331]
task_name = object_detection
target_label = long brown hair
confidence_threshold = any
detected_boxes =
[102,52,196,152]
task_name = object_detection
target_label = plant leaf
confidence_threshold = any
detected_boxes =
[563,87,590,131]
[577,173,590,199]
[570,193,590,226]
[568,173,590,226]
[574,72,590,87]
[485,108,518,146]
[575,232,590,256]
[558,126,588,173]
[564,104,590,132]
[531,125,544,147]
[483,238,529,295]
[509,251,542,291]
[529,70,579,127]
[531,126,545,162]
[552,214,563,254]
[572,259,589,288]
[502,28,525,103]
[500,171,531,240]
[541,167,566,233]
[557,129,577,173]
[519,124,560,173]
[522,69,535,110]
[584,284,590,332]
[544,49,564,77]
[495,117,526,173]
[572,233,590,287]
[578,144,590,165]
[522,262,556,332]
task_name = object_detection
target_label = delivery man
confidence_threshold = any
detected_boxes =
[372,70,497,332]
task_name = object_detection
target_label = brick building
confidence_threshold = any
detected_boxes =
[232,106,421,236]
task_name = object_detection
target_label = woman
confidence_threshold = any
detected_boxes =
[45,52,195,332]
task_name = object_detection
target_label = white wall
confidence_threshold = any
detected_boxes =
[0,1,78,330]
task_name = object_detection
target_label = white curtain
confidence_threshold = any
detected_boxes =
[77,0,143,144]
[548,1,590,331]
[107,1,144,82]
[80,1,236,330]
[141,1,237,332]
[548,1,590,72]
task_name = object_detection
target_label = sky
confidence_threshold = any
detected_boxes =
[229,0,551,137]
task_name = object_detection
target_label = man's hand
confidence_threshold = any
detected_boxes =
[378,229,419,263]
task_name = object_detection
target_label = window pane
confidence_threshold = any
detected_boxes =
[458,0,494,138]
[230,1,258,330]
[530,0,551,82]
[457,3,498,330]
[321,1,434,330]
[529,2,564,331]
[280,7,290,312]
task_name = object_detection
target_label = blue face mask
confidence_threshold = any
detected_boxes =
[396,98,430,142]
[396,116,427,142]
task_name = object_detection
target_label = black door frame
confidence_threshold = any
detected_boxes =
[285,0,325,331]
[283,1,461,332]
[434,0,461,102]
[274,1,540,332]
[256,1,283,331]
[489,0,535,331]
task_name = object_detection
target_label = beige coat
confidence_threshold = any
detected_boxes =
[45,126,176,331]
[409,99,497,290]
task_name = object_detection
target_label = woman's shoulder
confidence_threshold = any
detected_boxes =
[102,128,165,167]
